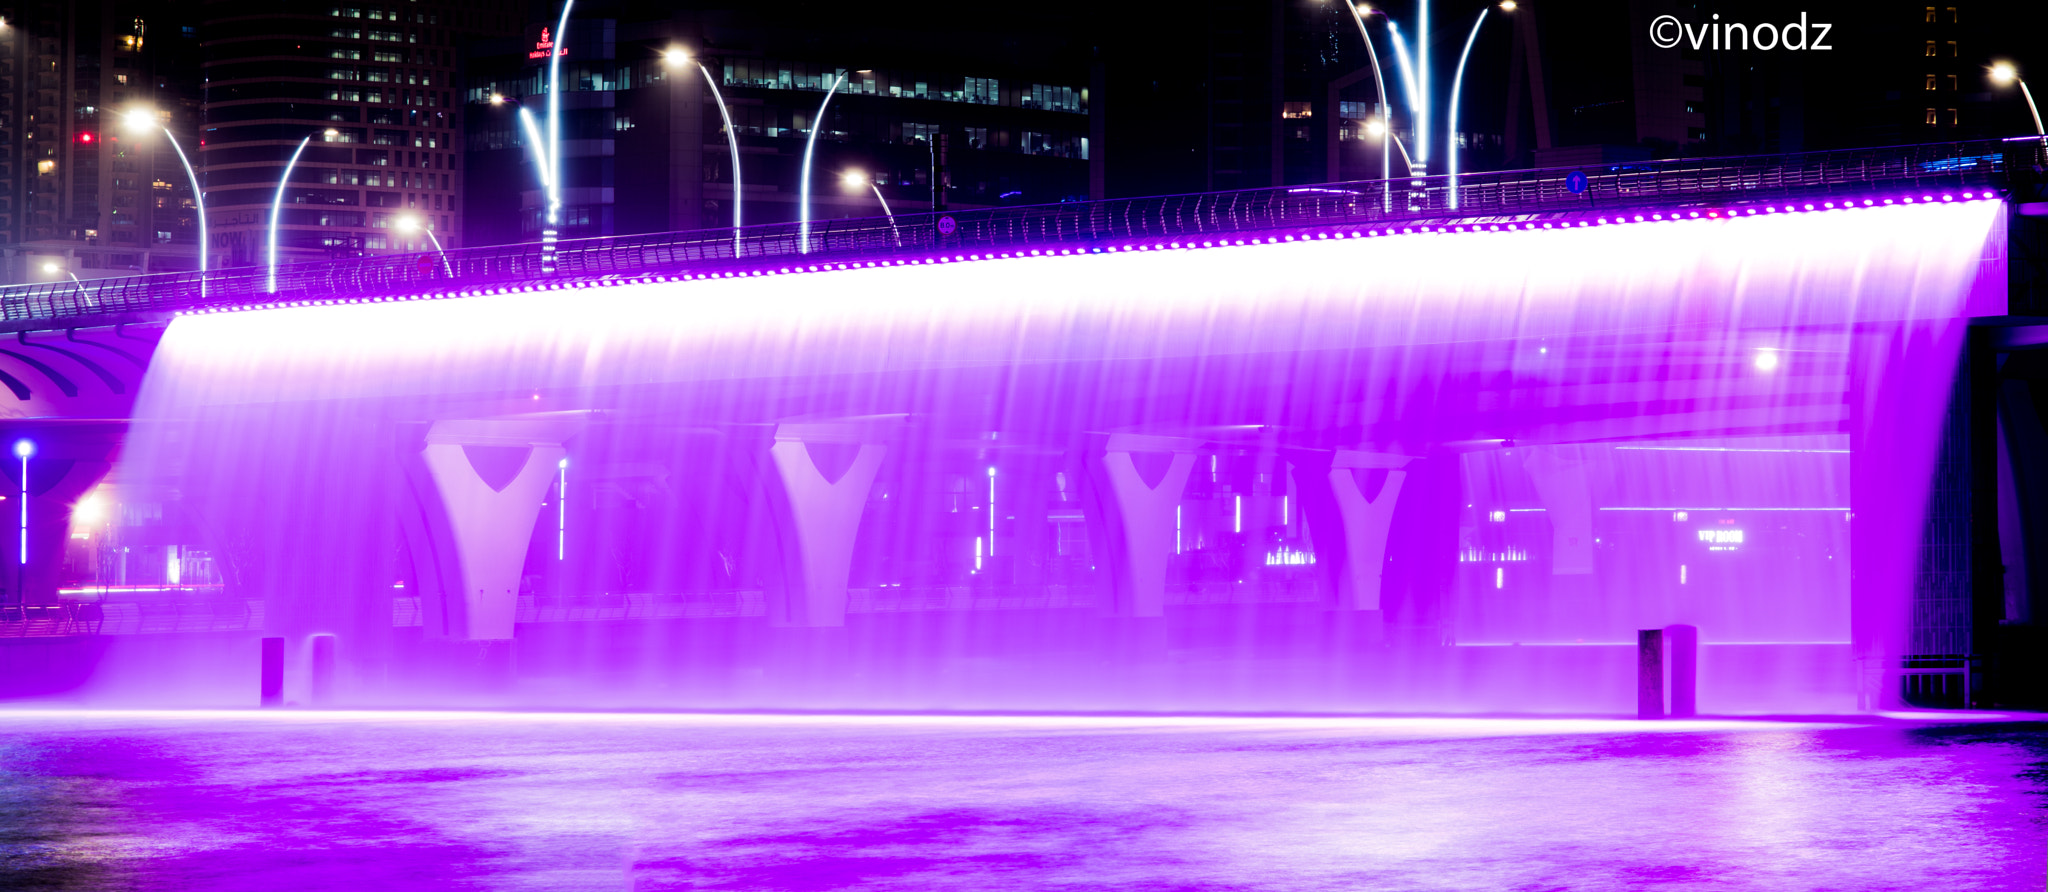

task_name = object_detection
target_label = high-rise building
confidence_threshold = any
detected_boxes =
[458,3,1101,247]
[0,0,206,285]
[196,0,522,269]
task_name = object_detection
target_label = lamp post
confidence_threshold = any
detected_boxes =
[799,70,849,253]
[267,135,313,293]
[396,214,453,277]
[14,438,31,611]
[121,108,206,296]
[842,171,901,247]
[1338,1,1394,211]
[1372,122,1417,175]
[666,48,744,257]
[1446,4,1513,210]
[40,262,88,306]
[541,0,576,272]
[1991,62,2046,141]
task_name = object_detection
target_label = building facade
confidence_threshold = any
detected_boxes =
[0,0,205,285]
[196,0,522,269]
[460,5,1101,247]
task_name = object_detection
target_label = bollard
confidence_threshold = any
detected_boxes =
[1664,624,1698,718]
[309,634,337,707]
[1637,629,1664,719]
[260,637,285,707]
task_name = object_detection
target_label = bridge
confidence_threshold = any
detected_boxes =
[2,139,2044,714]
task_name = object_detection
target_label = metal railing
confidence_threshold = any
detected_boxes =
[5,138,2037,331]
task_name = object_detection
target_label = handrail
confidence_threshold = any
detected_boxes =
[3,138,2036,330]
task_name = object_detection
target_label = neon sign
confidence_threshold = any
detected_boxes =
[528,27,566,61]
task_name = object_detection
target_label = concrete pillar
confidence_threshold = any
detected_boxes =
[1288,450,1410,616]
[1637,628,1664,719]
[398,419,578,641]
[1082,434,1197,618]
[260,636,284,707]
[308,634,337,706]
[1665,623,1697,717]
[757,420,894,628]
[1525,446,1595,575]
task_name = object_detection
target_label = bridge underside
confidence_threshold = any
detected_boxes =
[35,199,2015,712]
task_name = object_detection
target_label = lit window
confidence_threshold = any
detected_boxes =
[1947,6,1957,22]
[1926,107,1939,126]
[1924,5,1936,21]
[1281,101,1313,120]
[1925,40,1938,56]
[1949,108,1959,126]
[1947,40,1957,57]
[1925,74,1937,90]
[1947,74,1957,91]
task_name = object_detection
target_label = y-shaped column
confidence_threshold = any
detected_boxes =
[1083,434,1197,618]
[398,419,576,640]
[1288,450,1409,612]
[758,420,893,627]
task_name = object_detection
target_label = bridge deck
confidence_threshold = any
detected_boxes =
[5,138,2038,332]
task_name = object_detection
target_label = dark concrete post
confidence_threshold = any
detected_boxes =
[1664,624,1697,717]
[260,637,285,707]
[1636,629,1664,719]
[309,634,337,706]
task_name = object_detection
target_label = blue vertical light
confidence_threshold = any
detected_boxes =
[13,439,31,567]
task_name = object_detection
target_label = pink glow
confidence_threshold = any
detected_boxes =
[77,200,2001,713]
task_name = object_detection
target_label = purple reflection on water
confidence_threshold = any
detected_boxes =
[0,712,2040,890]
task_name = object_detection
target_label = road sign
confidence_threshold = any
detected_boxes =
[1566,170,1588,194]
[936,215,957,236]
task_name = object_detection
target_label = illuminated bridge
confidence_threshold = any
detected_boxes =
[1,138,2044,716]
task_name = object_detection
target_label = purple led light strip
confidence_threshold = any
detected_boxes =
[170,191,2004,318]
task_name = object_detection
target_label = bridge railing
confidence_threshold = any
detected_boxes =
[3,137,2036,328]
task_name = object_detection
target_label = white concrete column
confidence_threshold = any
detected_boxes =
[398,419,577,641]
[1525,446,1595,575]
[758,419,894,627]
[1288,449,1409,611]
[1083,433,1198,618]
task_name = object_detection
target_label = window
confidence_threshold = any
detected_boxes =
[330,27,361,38]
[1947,6,1957,22]
[964,126,989,149]
[373,50,401,62]
[327,67,360,80]
[1949,108,1959,126]
[964,77,998,105]
[1947,40,1958,57]
[331,7,362,17]
[1926,40,1938,56]
[1947,74,1957,91]
[1926,74,1937,91]
[331,48,362,60]
[1926,107,1939,126]
[1925,5,1936,21]
[1281,102,1312,120]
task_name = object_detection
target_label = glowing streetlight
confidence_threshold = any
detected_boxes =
[665,48,744,257]
[842,171,901,247]
[1446,3,1512,209]
[799,70,850,253]
[1335,0,1396,210]
[40,261,88,305]
[268,136,313,293]
[1991,62,2045,139]
[530,0,576,273]
[489,93,505,106]
[396,214,453,277]
[123,107,207,295]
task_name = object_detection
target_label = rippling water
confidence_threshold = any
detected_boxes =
[0,711,2039,890]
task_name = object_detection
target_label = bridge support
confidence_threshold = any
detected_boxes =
[1289,450,1409,639]
[398,419,577,641]
[1083,434,1198,618]
[758,420,893,628]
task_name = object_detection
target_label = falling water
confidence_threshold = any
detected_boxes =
[71,199,2002,713]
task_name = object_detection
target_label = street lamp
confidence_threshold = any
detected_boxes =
[396,214,453,277]
[1991,62,2046,140]
[1446,3,1513,209]
[799,70,850,253]
[665,48,744,257]
[40,261,88,305]
[122,108,206,295]
[1337,0,1395,211]
[541,0,577,273]
[267,135,313,293]
[843,171,901,246]
[14,438,32,609]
